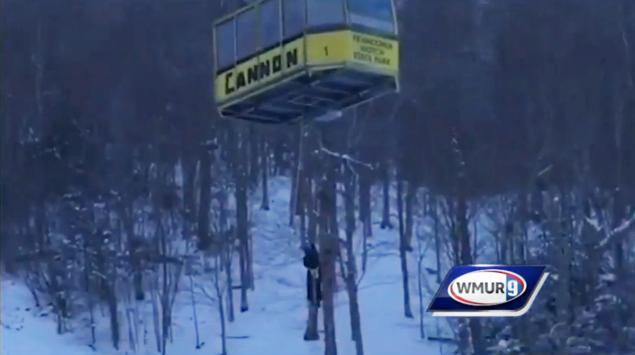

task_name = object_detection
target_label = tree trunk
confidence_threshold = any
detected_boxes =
[405,182,415,250]
[226,250,235,322]
[360,171,371,272]
[308,179,318,246]
[302,128,316,247]
[151,285,162,353]
[359,170,372,237]
[189,275,202,349]
[348,282,364,355]
[121,206,145,302]
[304,173,319,341]
[553,188,571,324]
[417,255,425,340]
[397,180,414,318]
[319,220,338,355]
[160,217,169,355]
[236,152,250,312]
[197,147,212,250]
[517,192,528,263]
[433,197,441,283]
[107,284,120,350]
[290,126,303,227]
[457,188,484,354]
[183,158,198,239]
[613,191,626,279]
[381,164,392,229]
[361,220,369,273]
[216,259,228,355]
[248,229,255,290]
[300,201,308,249]
[261,137,270,210]
[344,165,364,355]
[249,126,259,187]
[317,146,338,355]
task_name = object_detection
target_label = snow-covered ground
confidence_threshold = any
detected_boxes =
[1,177,454,355]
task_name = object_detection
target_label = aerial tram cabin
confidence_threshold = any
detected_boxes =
[213,0,400,124]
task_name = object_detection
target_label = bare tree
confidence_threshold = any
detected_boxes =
[316,126,340,355]
[342,162,365,355]
[396,179,414,319]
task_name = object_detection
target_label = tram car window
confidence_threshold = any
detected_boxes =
[307,0,345,28]
[261,0,282,49]
[236,8,259,61]
[348,0,396,33]
[283,0,305,37]
[215,19,235,71]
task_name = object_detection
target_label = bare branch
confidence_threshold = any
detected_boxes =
[537,164,553,178]
[318,143,374,170]
[197,284,216,301]
[584,216,602,233]
[595,213,635,250]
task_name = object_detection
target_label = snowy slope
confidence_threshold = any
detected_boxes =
[1,177,453,355]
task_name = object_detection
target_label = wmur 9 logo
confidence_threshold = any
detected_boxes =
[428,265,548,317]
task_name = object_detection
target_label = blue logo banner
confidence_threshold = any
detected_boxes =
[428,265,549,317]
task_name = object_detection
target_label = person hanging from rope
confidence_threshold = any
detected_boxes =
[303,243,322,307]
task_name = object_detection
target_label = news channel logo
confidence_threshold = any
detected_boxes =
[428,265,549,317]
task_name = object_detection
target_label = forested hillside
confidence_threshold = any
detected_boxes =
[1,1,635,354]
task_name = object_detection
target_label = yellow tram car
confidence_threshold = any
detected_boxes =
[213,0,400,124]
